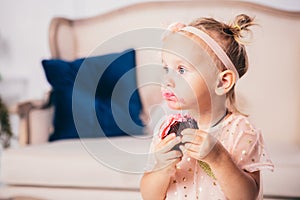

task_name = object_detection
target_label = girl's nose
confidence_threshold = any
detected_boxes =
[163,73,175,88]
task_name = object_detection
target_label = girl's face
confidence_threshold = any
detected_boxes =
[161,33,218,113]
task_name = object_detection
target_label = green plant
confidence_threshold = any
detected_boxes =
[0,96,12,148]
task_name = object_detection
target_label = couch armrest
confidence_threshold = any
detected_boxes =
[17,93,54,146]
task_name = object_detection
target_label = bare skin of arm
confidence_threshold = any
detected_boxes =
[140,134,182,200]
[205,141,260,200]
[140,166,174,200]
[181,129,260,200]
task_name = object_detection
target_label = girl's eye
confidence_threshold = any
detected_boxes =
[163,66,169,74]
[178,65,187,74]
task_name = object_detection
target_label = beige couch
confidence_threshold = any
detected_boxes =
[1,1,300,199]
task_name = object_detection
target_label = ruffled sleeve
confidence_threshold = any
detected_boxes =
[231,117,274,173]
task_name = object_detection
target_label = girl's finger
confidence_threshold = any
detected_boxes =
[181,134,204,144]
[168,157,182,166]
[181,128,207,138]
[165,150,183,160]
[181,130,207,145]
[180,128,198,136]
[161,133,176,143]
[179,145,199,160]
[162,136,181,152]
[157,133,176,149]
[184,143,201,153]
[186,151,201,161]
[180,144,203,160]
[179,144,188,154]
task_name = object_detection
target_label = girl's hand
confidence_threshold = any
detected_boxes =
[153,133,182,172]
[180,128,219,162]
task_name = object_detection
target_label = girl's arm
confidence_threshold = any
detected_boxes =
[140,134,182,200]
[140,165,175,200]
[206,141,260,200]
[181,129,260,200]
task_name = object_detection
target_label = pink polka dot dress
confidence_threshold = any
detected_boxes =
[147,113,274,200]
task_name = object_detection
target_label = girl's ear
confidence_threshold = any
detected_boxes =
[215,70,236,95]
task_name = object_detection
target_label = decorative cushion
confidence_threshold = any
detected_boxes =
[42,49,144,141]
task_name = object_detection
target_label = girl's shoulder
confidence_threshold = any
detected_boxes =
[223,112,259,134]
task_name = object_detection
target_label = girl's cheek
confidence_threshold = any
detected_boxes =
[177,97,186,105]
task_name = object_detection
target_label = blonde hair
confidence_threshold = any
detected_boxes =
[188,14,255,114]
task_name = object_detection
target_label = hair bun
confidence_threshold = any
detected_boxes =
[225,14,255,44]
[234,14,254,32]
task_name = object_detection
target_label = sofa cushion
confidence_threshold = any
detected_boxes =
[0,186,141,200]
[262,143,300,197]
[0,137,151,189]
[1,139,300,197]
[42,49,144,141]
[0,186,142,200]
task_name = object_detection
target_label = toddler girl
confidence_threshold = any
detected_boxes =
[140,14,274,200]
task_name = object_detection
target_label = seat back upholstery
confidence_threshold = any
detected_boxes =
[49,1,300,145]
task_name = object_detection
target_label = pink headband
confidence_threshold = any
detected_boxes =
[165,23,239,82]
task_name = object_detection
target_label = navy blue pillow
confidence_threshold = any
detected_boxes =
[42,49,144,141]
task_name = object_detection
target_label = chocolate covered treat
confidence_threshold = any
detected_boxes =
[165,117,199,137]
[160,114,216,179]
[162,117,198,151]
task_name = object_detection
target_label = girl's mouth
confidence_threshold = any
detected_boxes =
[162,91,177,101]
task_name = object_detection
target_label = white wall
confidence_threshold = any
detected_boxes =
[0,0,300,104]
